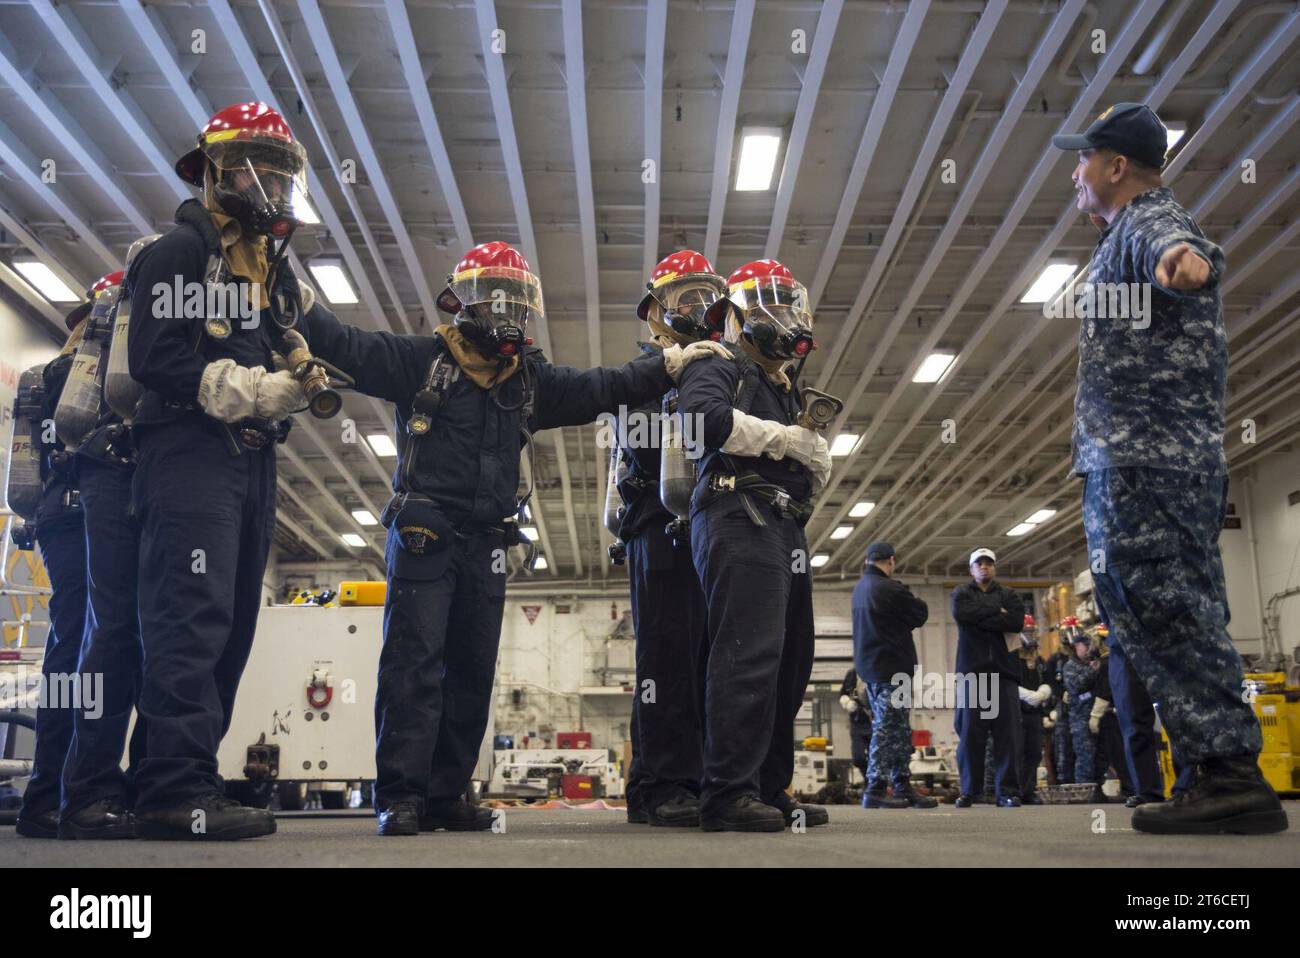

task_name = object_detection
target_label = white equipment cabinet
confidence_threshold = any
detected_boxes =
[216,604,495,805]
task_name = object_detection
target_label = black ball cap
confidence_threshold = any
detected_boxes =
[1052,102,1169,170]
[866,541,895,562]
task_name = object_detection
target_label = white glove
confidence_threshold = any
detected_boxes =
[1018,683,1052,707]
[722,409,789,459]
[1088,696,1110,735]
[663,340,730,382]
[806,433,830,493]
[1049,708,1059,723]
[255,369,308,420]
[839,694,858,714]
[198,358,265,423]
[1043,715,1055,730]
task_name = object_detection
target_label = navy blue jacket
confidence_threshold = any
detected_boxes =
[675,351,812,504]
[300,307,671,531]
[852,565,929,683]
[126,205,284,427]
[950,581,1025,682]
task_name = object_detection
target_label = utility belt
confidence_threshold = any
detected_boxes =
[151,398,289,455]
[380,492,518,548]
[700,471,813,528]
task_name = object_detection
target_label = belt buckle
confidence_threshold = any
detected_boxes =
[772,489,791,515]
[716,475,736,492]
[240,428,270,450]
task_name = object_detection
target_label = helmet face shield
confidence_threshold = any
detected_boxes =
[729,276,814,359]
[448,266,544,326]
[205,135,308,236]
[647,276,726,340]
[446,264,542,357]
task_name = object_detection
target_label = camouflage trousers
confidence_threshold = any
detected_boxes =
[865,681,913,786]
[1083,467,1261,764]
[1068,704,1096,784]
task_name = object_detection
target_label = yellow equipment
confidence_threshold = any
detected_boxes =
[338,581,387,607]
[801,736,829,752]
[1158,671,1300,796]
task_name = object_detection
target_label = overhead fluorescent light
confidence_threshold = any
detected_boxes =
[366,433,398,457]
[292,183,320,225]
[810,554,830,568]
[848,501,875,518]
[830,526,853,540]
[912,352,956,384]
[351,509,378,526]
[829,433,859,457]
[309,260,358,305]
[341,533,367,547]
[13,260,79,303]
[521,526,539,541]
[1025,508,1057,524]
[734,127,782,192]
[1164,122,1186,150]
[1006,522,1035,537]
[533,556,548,571]
[1021,263,1077,303]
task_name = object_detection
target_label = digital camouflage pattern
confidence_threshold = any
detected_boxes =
[1063,656,1098,783]
[865,681,913,786]
[1072,187,1227,476]
[1084,467,1262,763]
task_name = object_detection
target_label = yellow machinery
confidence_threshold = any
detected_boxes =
[338,581,387,607]
[1158,671,1300,796]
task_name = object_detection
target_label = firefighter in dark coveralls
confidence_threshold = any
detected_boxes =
[619,250,720,828]
[676,259,832,832]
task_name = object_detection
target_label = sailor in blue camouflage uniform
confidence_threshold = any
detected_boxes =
[1054,103,1286,834]
[852,542,934,809]
[1061,636,1099,789]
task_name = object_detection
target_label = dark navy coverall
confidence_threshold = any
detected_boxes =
[18,355,87,821]
[616,379,709,815]
[125,202,292,812]
[675,351,816,817]
[60,419,147,818]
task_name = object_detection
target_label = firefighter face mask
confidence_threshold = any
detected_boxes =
[730,276,815,361]
[645,278,725,344]
[204,137,307,239]
[442,264,543,359]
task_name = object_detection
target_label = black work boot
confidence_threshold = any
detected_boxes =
[953,794,975,808]
[1131,757,1288,835]
[420,798,495,832]
[15,809,59,839]
[136,793,276,841]
[700,795,786,833]
[626,805,648,824]
[768,791,829,827]
[862,780,909,809]
[996,795,1022,808]
[647,795,701,828]
[376,801,420,836]
[893,780,938,809]
[59,799,135,840]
